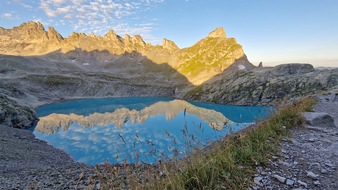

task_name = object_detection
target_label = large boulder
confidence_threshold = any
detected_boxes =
[302,112,336,128]
[270,63,315,76]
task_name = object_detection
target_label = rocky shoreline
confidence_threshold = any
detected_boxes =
[0,123,95,189]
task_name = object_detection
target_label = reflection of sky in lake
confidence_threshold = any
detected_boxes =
[31,97,273,165]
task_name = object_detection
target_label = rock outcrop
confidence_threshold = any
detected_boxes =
[185,64,338,105]
[0,95,37,129]
[208,27,227,38]
[162,38,179,51]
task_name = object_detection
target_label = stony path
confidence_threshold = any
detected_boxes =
[252,94,338,190]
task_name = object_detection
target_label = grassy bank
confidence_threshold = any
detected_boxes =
[92,97,316,190]
[145,97,316,190]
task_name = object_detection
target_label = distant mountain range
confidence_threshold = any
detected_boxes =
[0,21,253,85]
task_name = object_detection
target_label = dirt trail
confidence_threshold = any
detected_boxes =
[252,93,338,189]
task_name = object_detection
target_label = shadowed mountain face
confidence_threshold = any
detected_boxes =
[0,21,254,85]
[0,51,191,103]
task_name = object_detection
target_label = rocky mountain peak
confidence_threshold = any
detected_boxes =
[162,38,179,51]
[47,26,63,41]
[104,30,122,42]
[208,27,226,38]
[88,32,96,38]
[15,21,46,35]
[23,21,44,30]
[131,35,146,47]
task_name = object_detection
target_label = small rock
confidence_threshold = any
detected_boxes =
[273,174,286,183]
[297,180,308,187]
[321,168,328,174]
[306,171,318,179]
[282,162,292,167]
[286,179,295,186]
[313,180,321,185]
[254,176,263,181]
[325,163,334,168]
[254,179,262,186]
[301,150,305,153]
[253,176,263,186]
[272,156,278,160]
[308,138,316,142]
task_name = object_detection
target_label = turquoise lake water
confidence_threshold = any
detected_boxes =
[31,97,273,165]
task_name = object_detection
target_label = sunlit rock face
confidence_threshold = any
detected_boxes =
[0,22,254,85]
[208,27,227,38]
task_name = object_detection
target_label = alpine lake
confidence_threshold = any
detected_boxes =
[30,97,273,166]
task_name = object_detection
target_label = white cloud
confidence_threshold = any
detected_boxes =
[38,0,164,43]
[10,0,33,9]
[1,13,14,20]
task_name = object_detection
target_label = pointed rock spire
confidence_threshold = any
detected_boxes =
[131,35,146,47]
[104,30,122,42]
[162,38,179,51]
[47,26,63,41]
[208,27,226,38]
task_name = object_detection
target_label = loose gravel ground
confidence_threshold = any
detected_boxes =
[0,124,96,189]
[252,93,338,190]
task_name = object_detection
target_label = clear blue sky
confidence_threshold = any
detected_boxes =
[1,0,338,67]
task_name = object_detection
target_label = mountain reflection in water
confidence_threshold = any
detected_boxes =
[35,99,232,134]
[31,98,272,165]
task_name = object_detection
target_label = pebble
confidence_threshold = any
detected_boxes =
[272,156,278,160]
[286,179,295,186]
[313,180,321,185]
[254,176,263,182]
[273,174,286,183]
[321,168,328,174]
[308,138,316,142]
[254,179,262,186]
[306,171,318,179]
[297,180,308,187]
[325,163,334,168]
